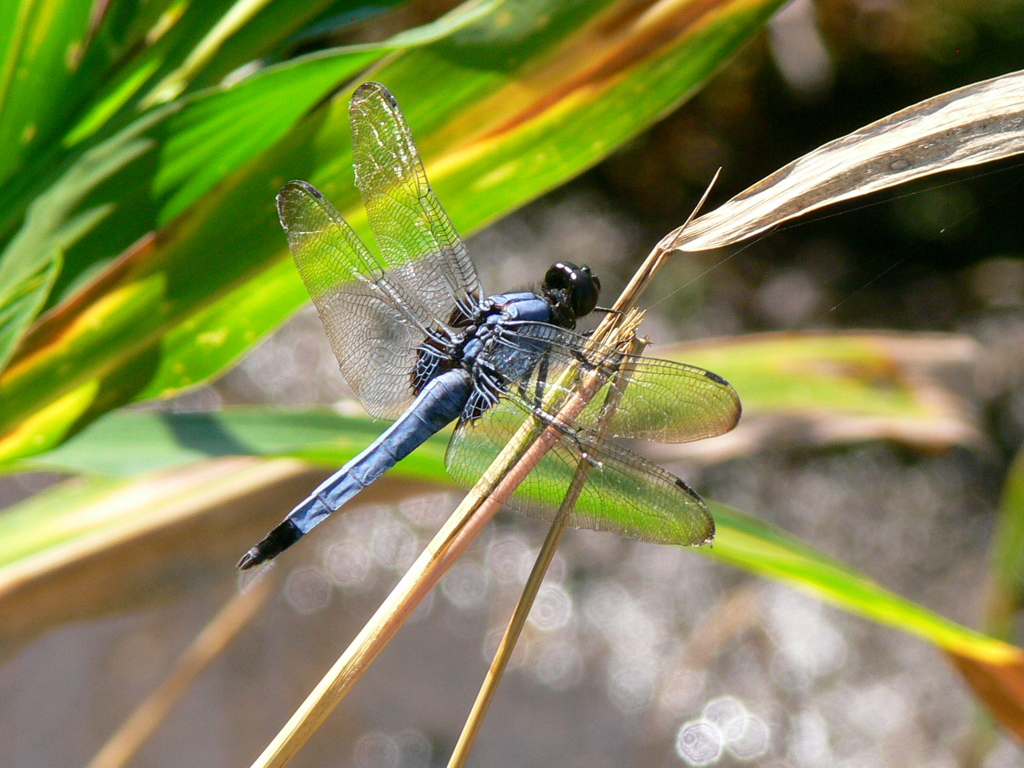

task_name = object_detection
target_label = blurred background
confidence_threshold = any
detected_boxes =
[2,0,1024,766]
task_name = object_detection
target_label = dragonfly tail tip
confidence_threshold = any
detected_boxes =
[236,548,262,570]
[236,520,304,570]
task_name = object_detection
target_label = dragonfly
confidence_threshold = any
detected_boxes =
[238,82,741,570]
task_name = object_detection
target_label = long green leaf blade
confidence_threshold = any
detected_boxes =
[2,455,1011,668]
[0,0,786,464]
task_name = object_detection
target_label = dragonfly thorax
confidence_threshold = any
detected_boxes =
[410,264,601,398]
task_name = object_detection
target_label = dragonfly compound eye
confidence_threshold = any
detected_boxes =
[567,265,600,317]
[573,264,600,317]
[544,262,601,318]
[544,261,574,291]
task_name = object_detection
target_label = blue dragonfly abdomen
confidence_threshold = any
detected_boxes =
[239,368,471,568]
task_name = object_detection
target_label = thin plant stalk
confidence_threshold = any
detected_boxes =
[447,493,570,768]
[446,328,648,768]
[87,576,274,768]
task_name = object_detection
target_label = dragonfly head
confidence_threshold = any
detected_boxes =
[544,261,601,321]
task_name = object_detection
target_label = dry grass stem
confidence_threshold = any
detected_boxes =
[671,69,1024,251]
[446,325,648,768]
[88,577,273,768]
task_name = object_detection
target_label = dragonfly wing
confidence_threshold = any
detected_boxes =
[445,397,715,546]
[278,181,424,419]
[490,322,741,442]
[351,82,483,325]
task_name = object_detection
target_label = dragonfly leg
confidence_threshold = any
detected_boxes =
[532,353,550,409]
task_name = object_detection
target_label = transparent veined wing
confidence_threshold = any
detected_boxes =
[445,397,714,546]
[487,321,742,443]
[351,82,483,325]
[277,181,429,419]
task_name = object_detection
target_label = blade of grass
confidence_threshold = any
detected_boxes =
[670,69,1024,252]
[985,446,1024,642]
[0,457,306,592]
[86,575,275,768]
[0,252,60,371]
[0,0,93,183]
[706,501,1021,666]
[140,0,280,107]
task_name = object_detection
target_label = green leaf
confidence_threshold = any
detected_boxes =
[3,417,1019,707]
[0,2,493,300]
[985,447,1024,642]
[21,406,449,478]
[0,0,359,243]
[16,328,976,477]
[0,0,503,458]
[0,0,786,465]
[668,332,979,449]
[0,0,93,182]
[0,251,60,371]
[707,502,1018,665]
[0,458,316,648]
[0,105,165,368]
[151,2,501,223]
[7,326,974,516]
